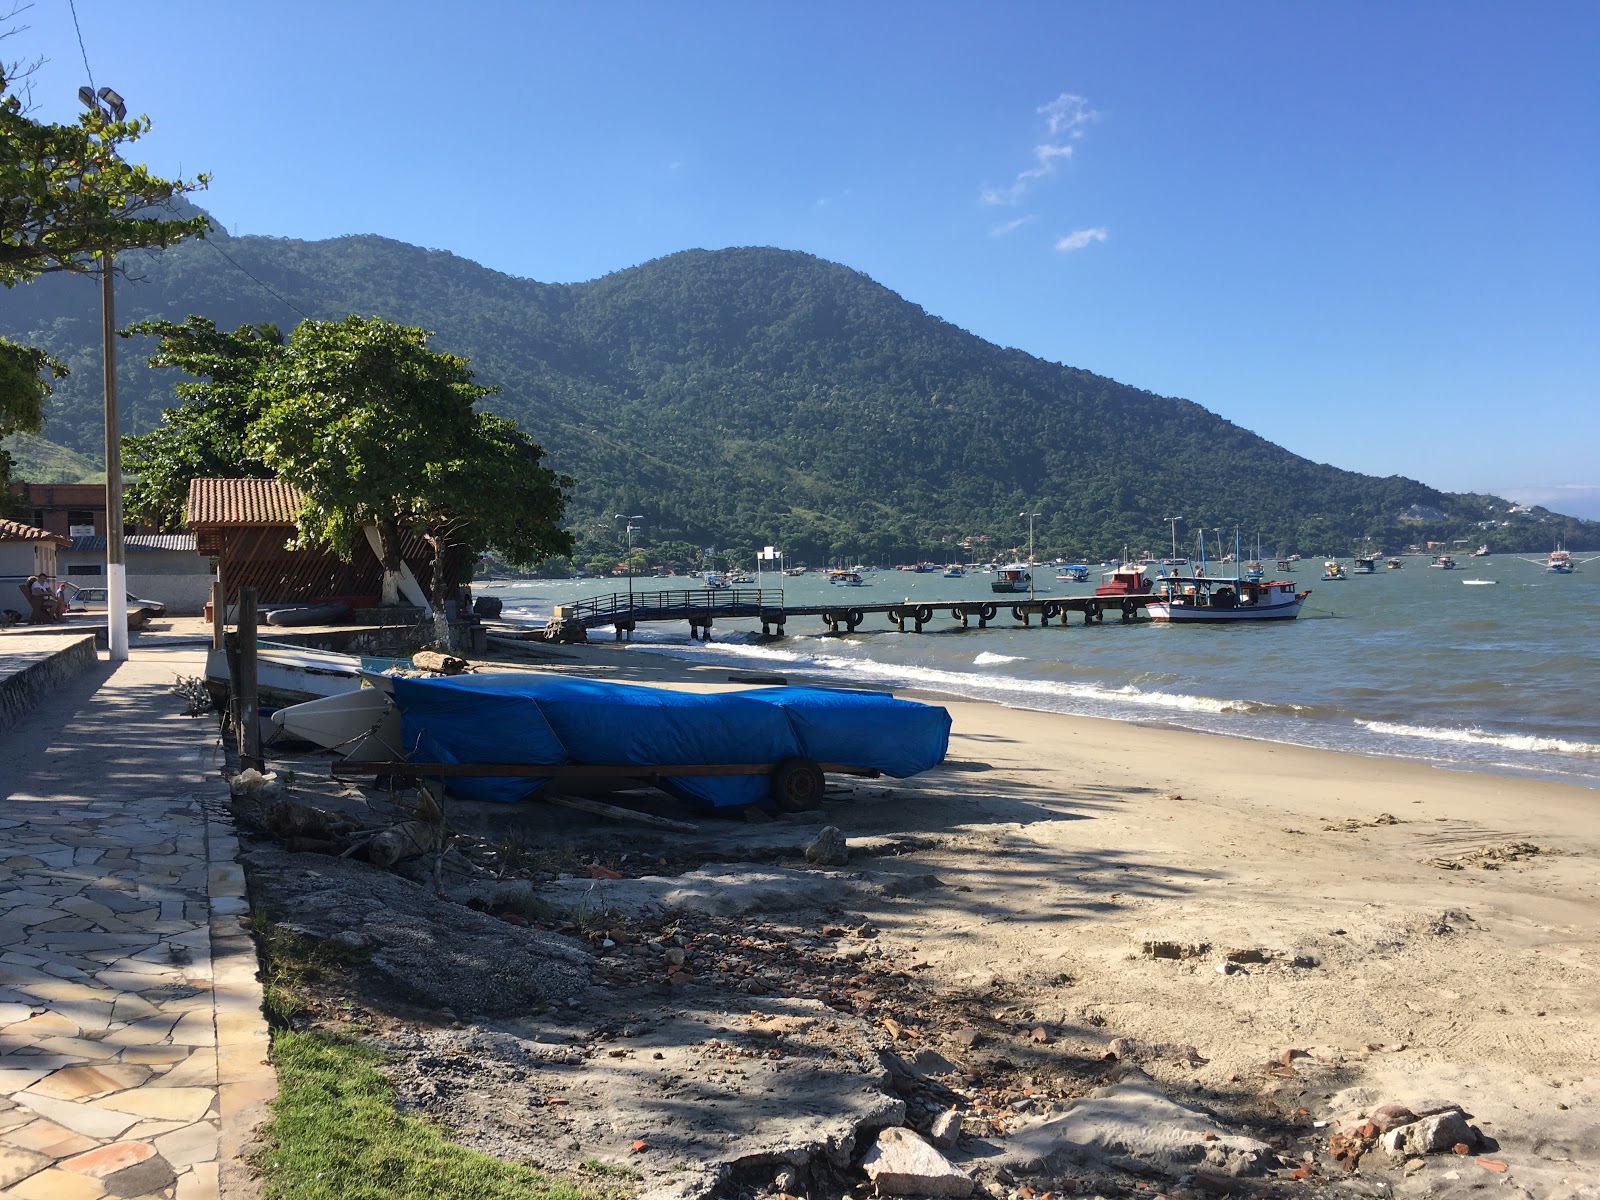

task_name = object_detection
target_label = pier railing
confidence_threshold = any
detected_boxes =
[567,587,782,628]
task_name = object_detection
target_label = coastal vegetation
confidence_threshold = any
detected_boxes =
[123,314,573,605]
[2,226,1595,563]
[0,57,208,491]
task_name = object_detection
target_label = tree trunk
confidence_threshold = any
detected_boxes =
[427,529,454,651]
[375,518,403,606]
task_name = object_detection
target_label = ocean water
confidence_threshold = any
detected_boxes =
[480,560,1600,788]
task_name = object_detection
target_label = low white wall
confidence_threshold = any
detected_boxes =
[126,574,214,616]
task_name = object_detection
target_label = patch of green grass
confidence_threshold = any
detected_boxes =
[259,1029,611,1200]
[579,1157,641,1180]
[250,912,372,1028]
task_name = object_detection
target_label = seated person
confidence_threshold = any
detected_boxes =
[28,575,64,619]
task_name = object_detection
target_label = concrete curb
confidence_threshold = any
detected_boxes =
[0,634,97,736]
[204,795,277,1200]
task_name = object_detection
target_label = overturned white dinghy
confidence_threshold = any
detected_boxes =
[268,685,403,761]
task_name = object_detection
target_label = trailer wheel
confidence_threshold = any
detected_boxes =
[770,757,825,812]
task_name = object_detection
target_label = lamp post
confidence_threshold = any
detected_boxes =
[614,514,643,613]
[1020,510,1040,599]
[80,85,129,663]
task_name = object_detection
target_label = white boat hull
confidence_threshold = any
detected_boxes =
[1146,597,1305,623]
[205,645,365,707]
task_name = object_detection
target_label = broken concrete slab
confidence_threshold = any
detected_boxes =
[991,1070,1274,1176]
[860,1127,972,1197]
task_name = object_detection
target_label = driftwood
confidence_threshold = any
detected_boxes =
[543,793,699,833]
[413,649,471,675]
[366,820,444,868]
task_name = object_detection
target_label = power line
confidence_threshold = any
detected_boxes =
[66,0,94,93]
[202,238,314,321]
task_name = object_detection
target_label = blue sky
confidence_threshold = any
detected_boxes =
[20,1,1600,515]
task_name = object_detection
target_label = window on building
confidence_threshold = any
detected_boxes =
[67,509,97,537]
[66,564,103,576]
[31,509,45,527]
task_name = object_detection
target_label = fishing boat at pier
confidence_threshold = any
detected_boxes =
[1094,563,1150,597]
[1145,575,1310,623]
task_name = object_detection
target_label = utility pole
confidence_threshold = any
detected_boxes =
[1163,515,1182,563]
[81,85,129,662]
[1020,509,1040,599]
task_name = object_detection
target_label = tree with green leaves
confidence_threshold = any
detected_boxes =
[129,313,573,626]
[121,317,284,525]
[0,54,209,487]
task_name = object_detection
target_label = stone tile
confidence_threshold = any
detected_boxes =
[164,1016,213,1051]
[0,1071,52,1094]
[110,1049,186,1068]
[145,1054,214,1093]
[31,1041,115,1065]
[105,998,158,1028]
[2,911,65,930]
[56,1141,154,1180]
[173,1160,216,1200]
[152,1123,216,1171]
[79,894,144,919]
[91,1018,179,1051]
[0,1144,55,1188]
[120,1120,185,1142]
[6,1096,139,1141]
[28,921,93,936]
[0,1005,36,1026]
[2,1166,107,1198]
[87,1090,213,1125]
[0,1015,78,1041]
[25,1065,150,1102]
[42,1002,110,1037]
[1,1119,97,1159]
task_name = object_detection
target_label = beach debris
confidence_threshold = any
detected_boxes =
[171,673,213,716]
[930,1108,963,1148]
[413,649,472,674]
[228,766,282,800]
[1370,1103,1417,1132]
[367,819,444,869]
[804,825,850,866]
[1139,939,1211,960]
[1321,813,1402,832]
[1379,1108,1476,1157]
[1423,841,1547,871]
[1107,1036,1206,1065]
[860,1127,973,1197]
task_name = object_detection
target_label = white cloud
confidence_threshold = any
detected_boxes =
[981,93,1100,206]
[1055,227,1108,252]
[1039,93,1098,139]
[989,215,1038,238]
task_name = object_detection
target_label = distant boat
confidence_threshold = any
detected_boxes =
[1469,545,1491,558]
[1385,557,1404,570]
[1462,579,1497,586]
[704,573,731,590]
[942,565,965,578]
[1055,564,1089,583]
[1352,556,1377,575]
[990,564,1034,594]
[1276,559,1294,573]
[1429,554,1458,570]
[828,570,867,587]
[783,566,807,576]
[1321,560,1347,581]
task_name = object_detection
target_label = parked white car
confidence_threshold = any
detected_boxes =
[64,584,166,619]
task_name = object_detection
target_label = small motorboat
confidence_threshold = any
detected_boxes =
[1055,564,1090,583]
[1385,557,1404,569]
[828,570,867,587]
[1094,564,1150,596]
[1462,579,1497,586]
[942,565,965,578]
[990,564,1034,593]
[1321,560,1347,581]
[1352,556,1377,575]
[1429,554,1458,570]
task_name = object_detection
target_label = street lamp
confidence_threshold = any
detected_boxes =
[614,514,643,614]
[81,85,130,663]
[1020,510,1040,599]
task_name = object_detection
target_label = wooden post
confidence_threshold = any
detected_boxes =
[210,580,225,650]
[238,586,262,773]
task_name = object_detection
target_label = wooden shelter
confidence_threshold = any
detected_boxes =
[185,478,464,608]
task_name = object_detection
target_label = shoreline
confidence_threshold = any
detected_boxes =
[515,635,1600,1194]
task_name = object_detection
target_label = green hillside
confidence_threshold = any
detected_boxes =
[1,433,101,485]
[0,232,1592,563]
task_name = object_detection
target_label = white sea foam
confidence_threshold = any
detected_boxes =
[1355,720,1600,757]
[973,652,1024,665]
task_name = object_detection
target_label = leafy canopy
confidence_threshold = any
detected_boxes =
[0,58,208,486]
[125,313,573,571]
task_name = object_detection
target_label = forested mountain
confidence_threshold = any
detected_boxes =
[2,228,1592,563]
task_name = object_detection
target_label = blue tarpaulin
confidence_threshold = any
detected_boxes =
[385,674,950,809]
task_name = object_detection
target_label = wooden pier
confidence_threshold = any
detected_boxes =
[557,587,1164,641]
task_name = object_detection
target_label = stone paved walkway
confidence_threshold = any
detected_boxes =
[0,647,272,1199]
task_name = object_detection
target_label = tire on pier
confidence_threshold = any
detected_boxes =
[770,757,825,813]
[846,608,864,629]
[914,605,933,624]
[979,603,997,621]
[1084,600,1102,622]
[1042,601,1060,619]
[886,608,901,623]
[1010,605,1027,621]
[1121,598,1138,622]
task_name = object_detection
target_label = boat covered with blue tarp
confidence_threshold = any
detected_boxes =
[384,673,951,809]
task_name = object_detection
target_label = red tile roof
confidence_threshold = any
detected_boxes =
[0,517,71,546]
[185,478,303,527]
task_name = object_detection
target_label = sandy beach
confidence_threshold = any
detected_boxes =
[487,634,1600,1195]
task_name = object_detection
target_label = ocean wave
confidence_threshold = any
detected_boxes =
[973,652,1024,665]
[1355,720,1600,757]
